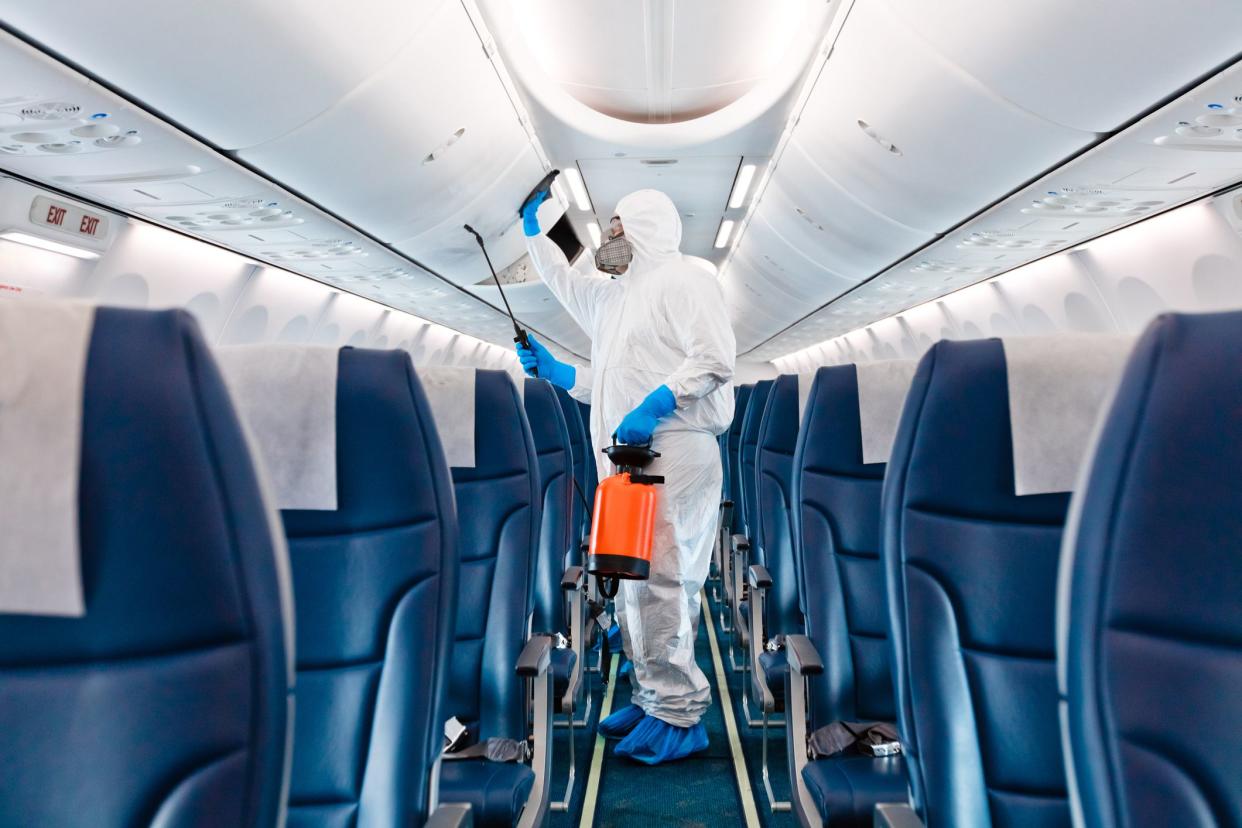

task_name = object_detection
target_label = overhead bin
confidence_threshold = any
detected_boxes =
[885,0,1242,133]
[791,0,1092,234]
[0,0,448,149]
[753,143,933,278]
[239,0,537,247]
[730,213,857,304]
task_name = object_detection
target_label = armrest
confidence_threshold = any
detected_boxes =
[731,533,750,552]
[426,803,473,828]
[517,635,552,677]
[785,634,824,676]
[560,565,584,591]
[748,564,772,589]
[721,499,733,509]
[874,803,923,828]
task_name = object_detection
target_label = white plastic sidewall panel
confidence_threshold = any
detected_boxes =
[311,291,387,347]
[885,0,1242,133]
[240,0,533,245]
[83,221,257,341]
[794,0,1092,233]
[0,0,450,149]
[219,265,335,346]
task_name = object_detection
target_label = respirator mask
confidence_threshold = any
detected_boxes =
[594,234,633,276]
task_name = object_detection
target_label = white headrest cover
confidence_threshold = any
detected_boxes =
[1002,335,1134,496]
[0,299,93,616]
[855,359,919,464]
[216,345,339,510]
[417,366,478,468]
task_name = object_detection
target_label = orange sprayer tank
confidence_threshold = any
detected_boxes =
[587,442,663,592]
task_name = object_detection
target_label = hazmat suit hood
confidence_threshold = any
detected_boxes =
[615,189,683,270]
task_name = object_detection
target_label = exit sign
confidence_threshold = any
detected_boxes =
[29,195,110,240]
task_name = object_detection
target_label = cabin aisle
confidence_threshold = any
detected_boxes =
[570,596,756,827]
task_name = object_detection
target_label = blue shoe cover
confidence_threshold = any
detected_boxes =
[614,717,709,765]
[606,623,622,650]
[598,703,645,740]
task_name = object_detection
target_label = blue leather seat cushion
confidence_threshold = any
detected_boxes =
[439,759,535,828]
[801,755,908,826]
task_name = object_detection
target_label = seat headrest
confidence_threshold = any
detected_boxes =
[798,364,885,480]
[216,344,340,510]
[897,338,1069,523]
[758,374,800,455]
[742,380,774,447]
[417,366,483,468]
[450,370,532,480]
[1000,335,1132,495]
[854,359,918,464]
[731,384,754,437]
[0,299,95,616]
[524,379,569,455]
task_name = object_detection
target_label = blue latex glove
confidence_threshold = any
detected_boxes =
[615,385,676,444]
[521,188,551,237]
[515,333,575,390]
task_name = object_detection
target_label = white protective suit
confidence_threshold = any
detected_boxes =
[526,189,735,726]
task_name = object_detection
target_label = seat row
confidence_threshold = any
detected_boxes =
[0,302,599,828]
[715,311,1241,827]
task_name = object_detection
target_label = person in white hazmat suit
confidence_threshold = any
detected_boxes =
[515,186,735,765]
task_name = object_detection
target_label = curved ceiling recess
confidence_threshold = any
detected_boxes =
[0,0,593,359]
[726,0,1242,359]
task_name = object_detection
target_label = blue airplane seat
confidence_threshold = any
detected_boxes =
[787,365,908,826]
[883,339,1072,826]
[750,374,804,711]
[732,380,774,648]
[280,348,458,826]
[577,400,598,506]
[1059,311,1242,828]
[439,370,543,828]
[554,385,590,554]
[728,384,754,534]
[525,379,578,707]
[0,307,293,827]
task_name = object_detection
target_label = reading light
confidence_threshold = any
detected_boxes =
[728,164,756,209]
[564,167,592,212]
[0,230,101,260]
[586,222,601,248]
[714,219,735,249]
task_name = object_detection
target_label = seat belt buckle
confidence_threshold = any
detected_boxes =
[443,716,468,753]
[860,738,902,757]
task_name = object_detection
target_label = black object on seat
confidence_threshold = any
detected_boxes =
[0,308,293,827]
[1059,311,1242,828]
[281,348,459,826]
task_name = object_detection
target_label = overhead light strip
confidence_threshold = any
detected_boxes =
[563,167,593,212]
[727,163,757,209]
[0,229,100,259]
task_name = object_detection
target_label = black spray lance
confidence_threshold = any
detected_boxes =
[462,169,561,378]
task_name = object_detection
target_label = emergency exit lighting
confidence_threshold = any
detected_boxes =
[728,164,756,209]
[0,230,101,260]
[714,220,735,249]
[564,167,592,212]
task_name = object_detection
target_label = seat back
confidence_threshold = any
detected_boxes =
[755,374,802,637]
[727,384,754,533]
[792,365,895,732]
[740,380,774,536]
[555,385,590,553]
[884,339,1072,826]
[281,348,458,826]
[1060,311,1242,828]
[0,307,292,827]
[448,370,541,742]
[578,400,599,508]
[525,379,574,634]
